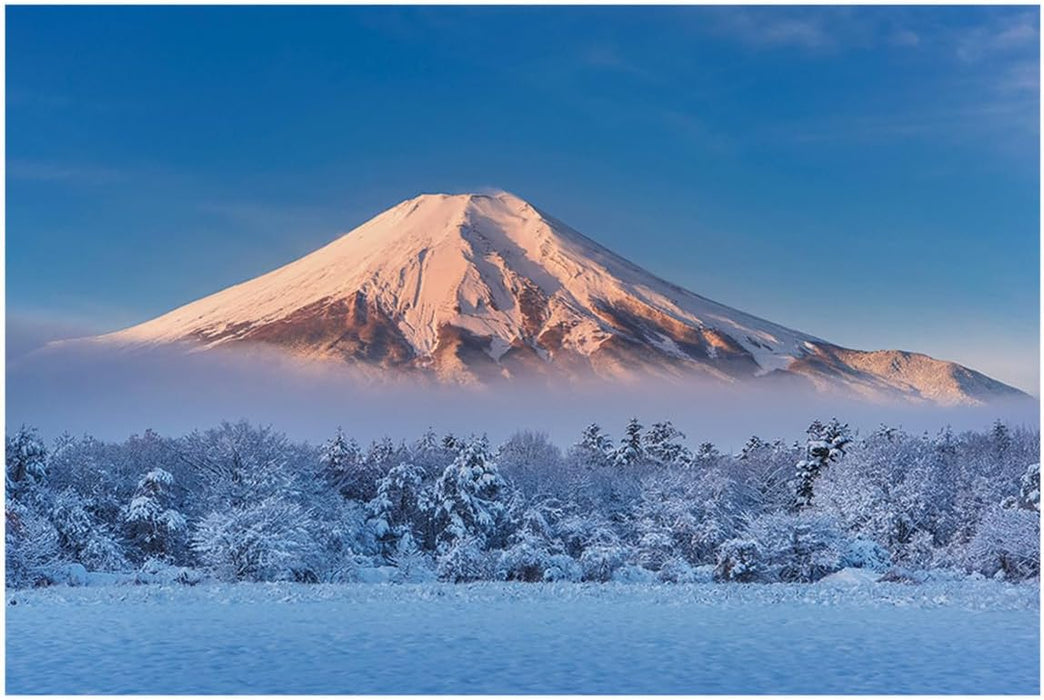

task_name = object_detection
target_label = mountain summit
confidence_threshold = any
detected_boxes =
[98,191,1021,404]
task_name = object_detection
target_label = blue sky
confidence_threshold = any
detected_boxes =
[7,6,1040,392]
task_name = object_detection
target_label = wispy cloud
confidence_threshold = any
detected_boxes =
[999,60,1040,95]
[705,8,840,51]
[889,29,921,48]
[780,99,1038,144]
[578,44,655,80]
[695,6,1038,62]
[7,159,124,185]
[954,10,1038,62]
[696,7,904,53]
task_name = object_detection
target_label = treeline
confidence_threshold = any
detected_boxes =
[5,418,1040,588]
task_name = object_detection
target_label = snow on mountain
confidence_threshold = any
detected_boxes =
[90,191,1023,404]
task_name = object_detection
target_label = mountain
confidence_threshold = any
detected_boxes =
[92,191,1023,405]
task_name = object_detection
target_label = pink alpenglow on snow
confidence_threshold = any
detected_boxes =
[82,192,1024,405]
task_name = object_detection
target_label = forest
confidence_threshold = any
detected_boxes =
[5,417,1040,588]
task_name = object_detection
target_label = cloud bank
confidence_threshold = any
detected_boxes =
[7,322,1037,451]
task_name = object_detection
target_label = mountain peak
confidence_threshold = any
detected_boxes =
[94,193,1024,404]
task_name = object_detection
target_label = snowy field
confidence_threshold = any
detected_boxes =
[6,579,1039,694]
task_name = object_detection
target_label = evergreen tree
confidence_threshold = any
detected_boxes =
[122,468,187,562]
[364,437,402,477]
[738,435,765,460]
[367,461,431,557]
[614,418,645,467]
[643,421,691,467]
[6,425,47,498]
[794,419,851,510]
[575,424,614,466]
[991,420,1012,460]
[433,436,507,549]
[695,442,720,462]
[49,488,129,571]
[319,428,365,500]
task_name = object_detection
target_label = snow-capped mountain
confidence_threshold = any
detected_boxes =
[94,191,1023,404]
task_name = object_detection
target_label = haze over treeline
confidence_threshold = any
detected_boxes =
[7,328,1038,449]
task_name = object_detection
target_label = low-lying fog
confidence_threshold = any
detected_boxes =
[7,318,1038,450]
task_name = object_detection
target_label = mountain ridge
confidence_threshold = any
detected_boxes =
[86,191,1024,405]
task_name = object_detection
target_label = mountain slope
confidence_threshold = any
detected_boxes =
[95,191,1023,404]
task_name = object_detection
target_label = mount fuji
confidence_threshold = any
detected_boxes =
[86,191,1023,405]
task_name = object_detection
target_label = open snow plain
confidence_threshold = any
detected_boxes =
[6,579,1039,694]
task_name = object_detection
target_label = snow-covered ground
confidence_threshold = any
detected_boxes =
[6,579,1039,694]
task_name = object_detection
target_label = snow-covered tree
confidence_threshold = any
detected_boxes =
[192,496,318,581]
[319,428,367,500]
[738,512,847,582]
[497,430,562,497]
[694,442,720,462]
[643,421,691,467]
[614,418,645,467]
[966,506,1039,580]
[387,532,435,583]
[633,471,701,570]
[794,419,851,510]
[579,542,631,582]
[122,468,187,562]
[435,536,490,582]
[433,436,507,549]
[714,538,760,582]
[5,425,47,498]
[1,414,1036,586]
[442,433,461,452]
[991,419,1012,459]
[738,435,765,461]
[658,556,696,583]
[365,437,404,478]
[49,488,129,571]
[409,428,456,477]
[496,503,567,582]
[178,421,303,511]
[366,461,431,557]
[1019,462,1039,511]
[6,502,60,587]
[572,423,614,467]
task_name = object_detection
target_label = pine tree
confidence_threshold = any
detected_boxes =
[49,488,129,571]
[643,421,691,467]
[6,425,47,498]
[365,437,402,476]
[433,436,507,549]
[367,461,431,557]
[122,468,187,562]
[319,428,365,500]
[575,424,614,466]
[991,420,1012,459]
[738,435,765,460]
[614,418,645,467]
[695,442,718,460]
[794,419,851,510]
